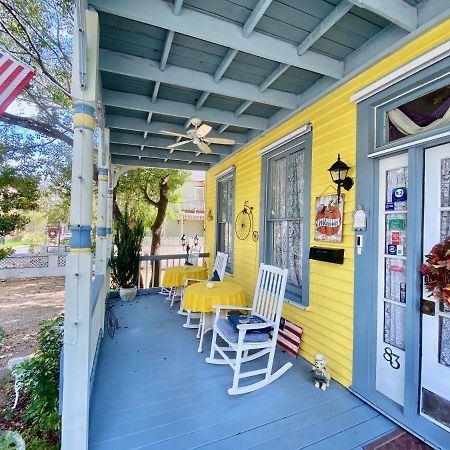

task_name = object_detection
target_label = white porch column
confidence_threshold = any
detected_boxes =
[62,8,98,450]
[95,128,109,276]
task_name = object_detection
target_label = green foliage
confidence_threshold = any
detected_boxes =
[0,325,4,347]
[116,168,189,229]
[0,247,14,260]
[0,431,24,449]
[110,210,145,288]
[17,316,63,435]
[0,148,39,237]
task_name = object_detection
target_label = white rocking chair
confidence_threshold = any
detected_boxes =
[206,263,292,395]
[178,252,228,327]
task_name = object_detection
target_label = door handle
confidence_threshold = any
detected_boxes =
[421,299,435,316]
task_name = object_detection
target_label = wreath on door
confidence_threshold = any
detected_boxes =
[419,236,450,306]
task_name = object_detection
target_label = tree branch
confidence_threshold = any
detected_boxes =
[0,112,73,147]
[141,187,158,208]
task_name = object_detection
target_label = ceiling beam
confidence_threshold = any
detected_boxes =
[105,115,248,144]
[214,48,238,83]
[298,1,353,55]
[348,0,417,32]
[99,49,298,110]
[259,63,290,92]
[160,30,175,70]
[173,0,183,15]
[196,91,210,110]
[103,89,269,130]
[110,144,220,164]
[90,0,344,79]
[109,130,232,155]
[234,100,252,117]
[112,154,210,171]
[242,0,273,38]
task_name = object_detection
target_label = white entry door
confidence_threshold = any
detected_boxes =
[376,153,408,405]
[421,142,450,430]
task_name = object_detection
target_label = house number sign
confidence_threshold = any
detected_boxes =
[383,346,400,369]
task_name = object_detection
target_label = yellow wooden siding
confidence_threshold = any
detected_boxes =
[205,19,450,387]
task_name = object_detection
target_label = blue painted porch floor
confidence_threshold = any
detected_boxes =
[89,294,396,450]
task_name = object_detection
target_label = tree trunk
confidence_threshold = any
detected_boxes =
[149,175,169,287]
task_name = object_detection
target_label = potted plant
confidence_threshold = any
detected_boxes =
[110,211,144,301]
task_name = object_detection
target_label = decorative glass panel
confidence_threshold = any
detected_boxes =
[384,302,406,350]
[439,316,450,367]
[384,258,407,303]
[288,220,302,287]
[272,220,287,270]
[287,151,304,219]
[217,174,234,271]
[441,157,450,207]
[270,157,286,219]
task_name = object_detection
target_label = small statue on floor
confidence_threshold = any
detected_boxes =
[312,354,330,391]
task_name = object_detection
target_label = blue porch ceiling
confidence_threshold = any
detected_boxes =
[89,0,435,171]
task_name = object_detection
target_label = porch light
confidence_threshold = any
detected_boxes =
[328,154,353,202]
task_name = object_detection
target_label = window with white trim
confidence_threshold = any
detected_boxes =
[262,134,311,306]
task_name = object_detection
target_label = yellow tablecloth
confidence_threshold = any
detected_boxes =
[183,281,247,313]
[161,265,208,287]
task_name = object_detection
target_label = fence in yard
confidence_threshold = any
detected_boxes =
[139,252,209,288]
[0,254,67,280]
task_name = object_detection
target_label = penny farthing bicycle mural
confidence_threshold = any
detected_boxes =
[235,201,259,242]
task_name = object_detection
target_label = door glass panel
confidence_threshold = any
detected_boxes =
[440,157,450,207]
[386,167,408,211]
[441,211,450,241]
[384,302,406,350]
[385,214,407,256]
[385,258,407,303]
[439,316,450,367]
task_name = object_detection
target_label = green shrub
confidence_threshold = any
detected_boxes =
[0,325,4,347]
[18,316,63,435]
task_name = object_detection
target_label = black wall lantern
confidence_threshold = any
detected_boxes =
[328,154,353,202]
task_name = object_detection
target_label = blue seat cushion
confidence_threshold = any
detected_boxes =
[216,319,269,343]
[228,314,273,334]
[210,269,220,281]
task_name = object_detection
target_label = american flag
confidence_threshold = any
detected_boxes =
[276,318,303,357]
[0,49,35,116]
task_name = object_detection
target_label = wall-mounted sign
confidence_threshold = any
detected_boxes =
[314,195,343,242]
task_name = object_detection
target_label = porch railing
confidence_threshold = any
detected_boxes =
[140,252,209,288]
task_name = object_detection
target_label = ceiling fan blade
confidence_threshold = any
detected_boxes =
[203,137,235,145]
[196,140,212,154]
[196,123,212,138]
[160,130,189,139]
[167,140,191,149]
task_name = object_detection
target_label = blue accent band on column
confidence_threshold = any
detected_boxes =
[70,225,92,248]
[98,168,108,175]
[108,189,113,194]
[106,228,112,234]
[74,102,95,116]
[97,227,108,236]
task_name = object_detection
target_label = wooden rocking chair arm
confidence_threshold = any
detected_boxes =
[213,305,252,312]
[184,277,206,286]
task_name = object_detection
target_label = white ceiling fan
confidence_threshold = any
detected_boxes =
[160,117,235,154]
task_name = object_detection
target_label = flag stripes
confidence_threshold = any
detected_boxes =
[0,50,35,116]
[276,318,302,357]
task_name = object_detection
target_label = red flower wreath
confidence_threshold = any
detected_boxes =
[419,236,450,306]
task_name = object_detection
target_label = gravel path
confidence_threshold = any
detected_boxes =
[0,277,64,376]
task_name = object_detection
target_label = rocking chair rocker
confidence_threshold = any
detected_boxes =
[206,263,292,395]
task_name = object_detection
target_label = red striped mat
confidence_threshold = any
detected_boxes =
[276,318,302,357]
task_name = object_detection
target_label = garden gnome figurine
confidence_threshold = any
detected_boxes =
[312,354,330,391]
